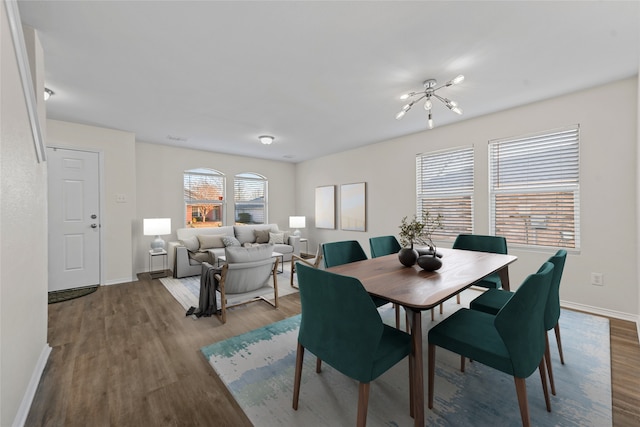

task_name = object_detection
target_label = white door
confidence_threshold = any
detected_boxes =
[47,147,101,291]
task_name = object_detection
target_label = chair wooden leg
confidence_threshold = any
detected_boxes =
[356,382,370,427]
[554,323,565,365]
[428,344,435,409]
[408,354,414,417]
[439,303,443,314]
[292,343,304,410]
[290,260,296,288]
[405,312,410,333]
[460,355,465,372]
[514,377,531,427]
[394,303,400,329]
[538,358,551,412]
[456,294,461,304]
[431,309,435,321]
[316,357,322,373]
[544,333,556,396]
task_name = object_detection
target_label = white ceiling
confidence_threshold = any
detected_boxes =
[18,1,640,163]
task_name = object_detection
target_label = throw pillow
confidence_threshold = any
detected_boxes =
[225,244,274,263]
[197,234,226,250]
[222,236,241,247]
[268,232,285,244]
[254,229,271,244]
[243,242,262,248]
[179,235,200,252]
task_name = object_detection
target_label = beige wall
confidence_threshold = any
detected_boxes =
[0,9,49,426]
[134,142,297,274]
[295,77,639,319]
[46,120,137,284]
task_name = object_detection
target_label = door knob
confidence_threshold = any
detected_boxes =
[91,224,98,228]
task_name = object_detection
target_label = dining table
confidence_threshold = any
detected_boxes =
[326,247,518,427]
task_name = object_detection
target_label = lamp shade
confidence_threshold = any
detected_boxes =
[143,218,171,236]
[289,216,306,237]
[144,218,171,252]
[289,216,306,229]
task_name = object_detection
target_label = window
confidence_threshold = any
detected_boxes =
[234,173,267,224]
[416,146,474,240]
[489,125,580,249]
[184,168,225,227]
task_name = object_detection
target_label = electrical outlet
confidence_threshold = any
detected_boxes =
[591,272,604,286]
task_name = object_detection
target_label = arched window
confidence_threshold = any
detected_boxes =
[234,173,267,225]
[184,168,226,227]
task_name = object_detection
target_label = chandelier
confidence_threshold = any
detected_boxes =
[395,75,464,129]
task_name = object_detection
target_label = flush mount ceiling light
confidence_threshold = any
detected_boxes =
[44,87,54,101]
[395,75,464,129]
[259,135,274,145]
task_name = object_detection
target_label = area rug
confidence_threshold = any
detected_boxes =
[201,303,611,426]
[159,262,299,312]
[48,285,99,304]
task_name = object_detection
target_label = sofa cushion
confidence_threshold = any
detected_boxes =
[269,231,285,244]
[225,244,274,263]
[179,235,200,252]
[197,234,226,250]
[254,229,271,244]
[234,225,277,244]
[222,236,241,247]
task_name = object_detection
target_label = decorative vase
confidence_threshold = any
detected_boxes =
[417,254,442,271]
[398,247,419,267]
[416,246,436,256]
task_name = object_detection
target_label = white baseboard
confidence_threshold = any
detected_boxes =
[561,300,640,345]
[104,275,137,285]
[561,299,638,322]
[12,344,51,427]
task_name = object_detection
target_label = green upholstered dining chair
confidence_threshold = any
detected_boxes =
[469,249,567,395]
[369,235,402,258]
[368,235,411,330]
[323,240,368,268]
[428,261,555,427]
[452,234,508,289]
[323,240,394,324]
[292,263,412,427]
[450,234,509,306]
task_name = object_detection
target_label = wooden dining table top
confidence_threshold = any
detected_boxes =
[325,247,518,310]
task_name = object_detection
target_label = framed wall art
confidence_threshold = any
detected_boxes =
[340,182,366,232]
[315,185,335,229]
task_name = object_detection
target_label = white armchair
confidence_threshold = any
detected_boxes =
[213,244,279,323]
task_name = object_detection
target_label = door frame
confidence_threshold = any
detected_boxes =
[47,145,106,286]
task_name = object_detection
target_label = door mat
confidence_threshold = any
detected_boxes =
[48,285,99,304]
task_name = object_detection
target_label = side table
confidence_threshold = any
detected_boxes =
[299,238,309,256]
[148,249,168,279]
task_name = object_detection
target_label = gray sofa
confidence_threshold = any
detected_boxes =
[168,224,300,278]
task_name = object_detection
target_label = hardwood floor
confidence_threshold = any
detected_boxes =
[26,275,640,426]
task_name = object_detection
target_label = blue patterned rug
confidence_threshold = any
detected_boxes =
[201,303,611,426]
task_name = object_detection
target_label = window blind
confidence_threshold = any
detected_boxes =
[416,146,474,239]
[184,168,225,226]
[234,173,267,224]
[489,125,580,249]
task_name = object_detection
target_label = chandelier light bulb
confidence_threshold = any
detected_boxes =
[395,110,406,120]
[451,74,465,85]
[427,113,434,129]
[400,93,412,100]
[402,103,412,112]
[452,106,463,115]
[424,99,432,111]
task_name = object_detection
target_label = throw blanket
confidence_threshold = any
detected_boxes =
[187,262,219,317]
